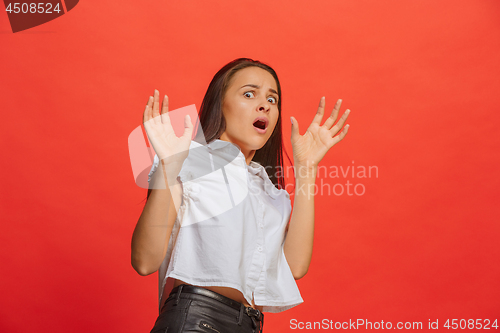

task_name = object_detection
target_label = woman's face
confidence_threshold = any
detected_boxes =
[219,66,280,160]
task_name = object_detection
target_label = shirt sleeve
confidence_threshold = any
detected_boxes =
[282,195,292,245]
[147,141,200,185]
[174,140,211,184]
[147,154,160,184]
[147,141,205,186]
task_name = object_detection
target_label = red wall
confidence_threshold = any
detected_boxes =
[1,0,499,331]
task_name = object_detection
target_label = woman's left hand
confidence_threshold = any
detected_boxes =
[291,97,350,169]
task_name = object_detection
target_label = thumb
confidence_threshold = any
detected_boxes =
[290,116,300,139]
[182,114,193,139]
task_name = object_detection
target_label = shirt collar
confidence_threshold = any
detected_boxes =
[204,139,283,200]
[206,139,239,151]
[247,161,283,200]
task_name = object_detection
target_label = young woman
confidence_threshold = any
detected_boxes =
[131,58,351,333]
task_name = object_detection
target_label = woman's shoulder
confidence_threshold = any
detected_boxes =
[177,140,214,183]
[147,140,205,184]
[246,161,291,201]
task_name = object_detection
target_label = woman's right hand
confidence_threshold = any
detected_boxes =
[143,89,193,179]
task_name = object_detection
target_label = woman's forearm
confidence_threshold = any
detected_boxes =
[283,165,317,279]
[131,161,182,276]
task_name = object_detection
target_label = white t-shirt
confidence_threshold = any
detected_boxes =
[147,139,303,314]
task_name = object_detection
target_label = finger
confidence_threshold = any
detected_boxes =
[143,97,154,145]
[145,96,155,124]
[160,95,171,125]
[152,89,160,121]
[142,102,149,124]
[181,114,194,140]
[309,97,326,127]
[323,99,342,129]
[290,116,300,140]
[161,94,169,115]
[329,109,350,136]
[331,124,350,146]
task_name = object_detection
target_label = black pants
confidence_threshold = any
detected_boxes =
[149,284,264,333]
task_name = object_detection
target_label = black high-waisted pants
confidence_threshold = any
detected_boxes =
[149,284,264,333]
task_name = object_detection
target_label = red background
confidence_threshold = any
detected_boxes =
[1,0,499,332]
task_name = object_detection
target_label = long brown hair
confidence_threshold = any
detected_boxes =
[194,58,291,190]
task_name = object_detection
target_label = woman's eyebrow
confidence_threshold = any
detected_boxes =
[240,84,278,95]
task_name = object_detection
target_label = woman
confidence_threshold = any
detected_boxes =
[132,58,350,333]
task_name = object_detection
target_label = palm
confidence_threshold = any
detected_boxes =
[291,97,350,167]
[143,90,193,164]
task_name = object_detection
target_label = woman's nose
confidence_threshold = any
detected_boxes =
[258,100,271,113]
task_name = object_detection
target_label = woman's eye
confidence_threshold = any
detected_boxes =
[244,91,255,98]
[268,96,277,104]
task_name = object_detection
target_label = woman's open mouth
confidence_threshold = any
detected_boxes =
[253,117,269,134]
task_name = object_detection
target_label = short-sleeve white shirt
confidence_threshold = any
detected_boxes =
[148,139,303,314]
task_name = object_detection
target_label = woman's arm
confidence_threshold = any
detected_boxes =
[131,161,183,276]
[283,165,317,280]
[284,97,350,280]
[131,90,193,276]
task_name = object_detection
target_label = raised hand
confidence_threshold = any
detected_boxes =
[143,89,193,170]
[290,97,350,168]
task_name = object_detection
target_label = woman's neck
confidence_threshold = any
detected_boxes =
[217,136,255,165]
